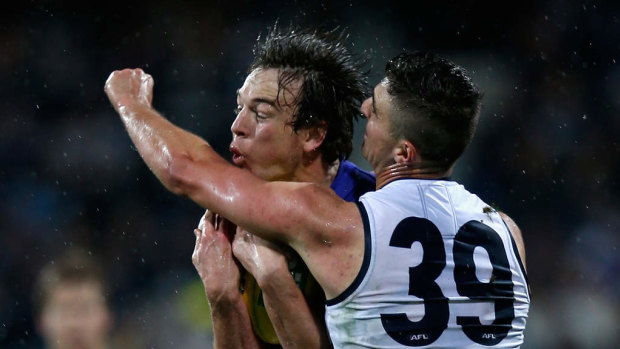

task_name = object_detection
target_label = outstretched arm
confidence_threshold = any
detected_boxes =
[192,211,262,349]
[105,68,364,299]
[105,68,308,242]
[104,68,220,193]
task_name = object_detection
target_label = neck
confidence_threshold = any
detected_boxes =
[375,162,449,189]
[293,156,338,187]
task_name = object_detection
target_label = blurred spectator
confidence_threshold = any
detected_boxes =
[32,248,112,349]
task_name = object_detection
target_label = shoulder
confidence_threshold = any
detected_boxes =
[498,211,527,271]
[498,211,521,241]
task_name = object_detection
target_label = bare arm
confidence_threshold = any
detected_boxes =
[499,211,527,272]
[262,274,332,349]
[233,232,333,349]
[210,296,261,349]
[192,212,262,349]
[104,69,219,194]
[105,68,364,298]
[105,69,325,241]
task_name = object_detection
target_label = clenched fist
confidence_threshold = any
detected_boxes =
[104,68,154,113]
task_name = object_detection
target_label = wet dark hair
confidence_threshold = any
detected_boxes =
[32,248,107,316]
[385,50,483,170]
[249,25,368,164]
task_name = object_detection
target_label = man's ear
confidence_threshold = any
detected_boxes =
[302,121,327,153]
[393,139,417,163]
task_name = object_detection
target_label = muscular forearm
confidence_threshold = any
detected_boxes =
[112,98,294,243]
[105,69,227,197]
[210,294,262,349]
[116,103,216,194]
[260,268,332,349]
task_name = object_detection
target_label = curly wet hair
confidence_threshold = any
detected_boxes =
[249,25,368,164]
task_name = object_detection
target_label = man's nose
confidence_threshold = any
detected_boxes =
[231,109,248,137]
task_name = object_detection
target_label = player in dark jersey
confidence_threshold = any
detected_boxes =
[193,27,374,348]
[108,26,373,348]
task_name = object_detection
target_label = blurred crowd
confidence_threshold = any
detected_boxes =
[1,1,618,348]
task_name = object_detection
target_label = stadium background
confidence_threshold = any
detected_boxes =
[1,1,618,348]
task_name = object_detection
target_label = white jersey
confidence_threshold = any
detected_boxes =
[325,179,529,348]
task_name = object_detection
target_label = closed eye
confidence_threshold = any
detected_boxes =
[254,108,267,120]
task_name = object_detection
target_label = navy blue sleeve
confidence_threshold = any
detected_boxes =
[330,160,376,202]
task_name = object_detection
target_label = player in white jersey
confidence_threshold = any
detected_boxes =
[326,178,529,347]
[319,52,529,347]
[106,49,529,348]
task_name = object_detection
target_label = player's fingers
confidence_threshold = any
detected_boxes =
[205,210,216,225]
[215,214,231,232]
[140,72,154,104]
[214,214,221,231]
[104,71,115,90]
[221,218,236,242]
[199,210,217,232]
[197,211,206,230]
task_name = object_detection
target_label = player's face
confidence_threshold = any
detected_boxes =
[361,79,398,171]
[231,68,307,181]
[39,281,111,349]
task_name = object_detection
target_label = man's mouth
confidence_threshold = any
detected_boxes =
[230,146,245,166]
